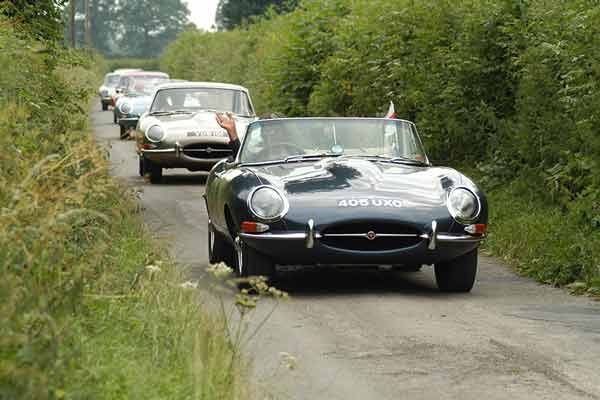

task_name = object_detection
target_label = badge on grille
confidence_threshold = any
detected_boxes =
[366,231,377,240]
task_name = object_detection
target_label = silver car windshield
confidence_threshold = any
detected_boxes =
[150,88,254,116]
[104,74,120,87]
[239,119,428,164]
[127,77,169,96]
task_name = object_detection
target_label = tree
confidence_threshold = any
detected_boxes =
[216,0,299,30]
[1,0,67,41]
[115,0,190,58]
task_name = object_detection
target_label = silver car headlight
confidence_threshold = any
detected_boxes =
[119,101,132,114]
[146,125,165,143]
[248,186,288,222]
[447,187,481,224]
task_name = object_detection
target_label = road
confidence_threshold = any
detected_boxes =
[93,108,600,400]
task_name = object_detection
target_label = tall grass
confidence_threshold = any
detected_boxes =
[0,18,250,399]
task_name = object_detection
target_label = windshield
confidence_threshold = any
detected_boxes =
[149,87,254,116]
[104,74,120,87]
[126,76,169,96]
[239,119,428,164]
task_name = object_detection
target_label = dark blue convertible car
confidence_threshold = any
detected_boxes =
[204,118,487,292]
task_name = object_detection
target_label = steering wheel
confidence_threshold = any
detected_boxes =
[270,142,305,157]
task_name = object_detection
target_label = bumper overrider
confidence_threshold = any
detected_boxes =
[239,219,486,266]
[142,137,232,170]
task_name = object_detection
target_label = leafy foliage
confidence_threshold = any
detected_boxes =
[216,0,299,30]
[116,0,191,58]
[1,0,66,41]
[161,0,600,291]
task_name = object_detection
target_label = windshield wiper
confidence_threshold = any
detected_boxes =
[350,154,428,166]
[284,153,343,163]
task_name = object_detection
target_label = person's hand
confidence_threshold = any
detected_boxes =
[215,112,238,142]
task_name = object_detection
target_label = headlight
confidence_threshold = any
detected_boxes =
[146,125,165,143]
[248,186,288,221]
[447,187,480,223]
[119,102,132,114]
[101,89,109,97]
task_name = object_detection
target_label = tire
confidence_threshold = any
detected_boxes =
[119,124,127,139]
[138,156,145,177]
[146,158,162,184]
[102,103,108,111]
[113,112,117,124]
[434,248,478,292]
[208,221,234,266]
[234,237,274,278]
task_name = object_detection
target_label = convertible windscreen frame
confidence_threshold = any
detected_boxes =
[236,118,430,166]
[149,87,255,117]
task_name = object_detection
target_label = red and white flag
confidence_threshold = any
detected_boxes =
[384,101,397,119]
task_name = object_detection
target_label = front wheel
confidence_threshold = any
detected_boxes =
[234,237,274,278]
[138,156,145,177]
[101,103,108,111]
[119,124,127,139]
[434,248,478,292]
[208,220,234,266]
[145,158,162,184]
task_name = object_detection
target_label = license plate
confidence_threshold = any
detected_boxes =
[187,130,227,137]
[337,198,403,208]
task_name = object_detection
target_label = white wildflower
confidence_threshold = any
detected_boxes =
[145,265,162,274]
[180,280,199,289]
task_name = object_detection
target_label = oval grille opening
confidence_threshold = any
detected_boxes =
[321,222,422,251]
[183,143,232,159]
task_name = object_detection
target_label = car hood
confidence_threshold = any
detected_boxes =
[140,110,255,140]
[241,158,481,226]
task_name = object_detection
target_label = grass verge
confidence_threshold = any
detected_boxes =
[483,183,600,297]
[0,19,248,399]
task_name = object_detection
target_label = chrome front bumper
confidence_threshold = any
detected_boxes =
[141,143,226,168]
[239,219,485,250]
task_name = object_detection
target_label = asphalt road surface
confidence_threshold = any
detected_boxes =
[93,108,600,400]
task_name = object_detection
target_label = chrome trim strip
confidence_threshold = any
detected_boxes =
[437,233,486,243]
[241,230,485,243]
[240,232,308,240]
[141,148,175,153]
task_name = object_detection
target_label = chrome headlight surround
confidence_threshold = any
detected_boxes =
[119,101,132,114]
[446,186,481,224]
[247,185,289,222]
[146,125,165,143]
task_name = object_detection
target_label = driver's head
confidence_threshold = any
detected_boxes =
[169,90,186,108]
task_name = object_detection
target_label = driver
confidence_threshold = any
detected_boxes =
[216,113,301,159]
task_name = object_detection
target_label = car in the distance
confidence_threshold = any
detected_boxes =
[204,117,488,292]
[114,73,171,139]
[112,71,169,125]
[136,81,257,183]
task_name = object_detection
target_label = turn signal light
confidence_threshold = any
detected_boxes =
[465,224,486,235]
[143,143,157,150]
[240,221,269,233]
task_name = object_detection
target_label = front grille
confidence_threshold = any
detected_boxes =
[183,143,232,159]
[321,222,422,251]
